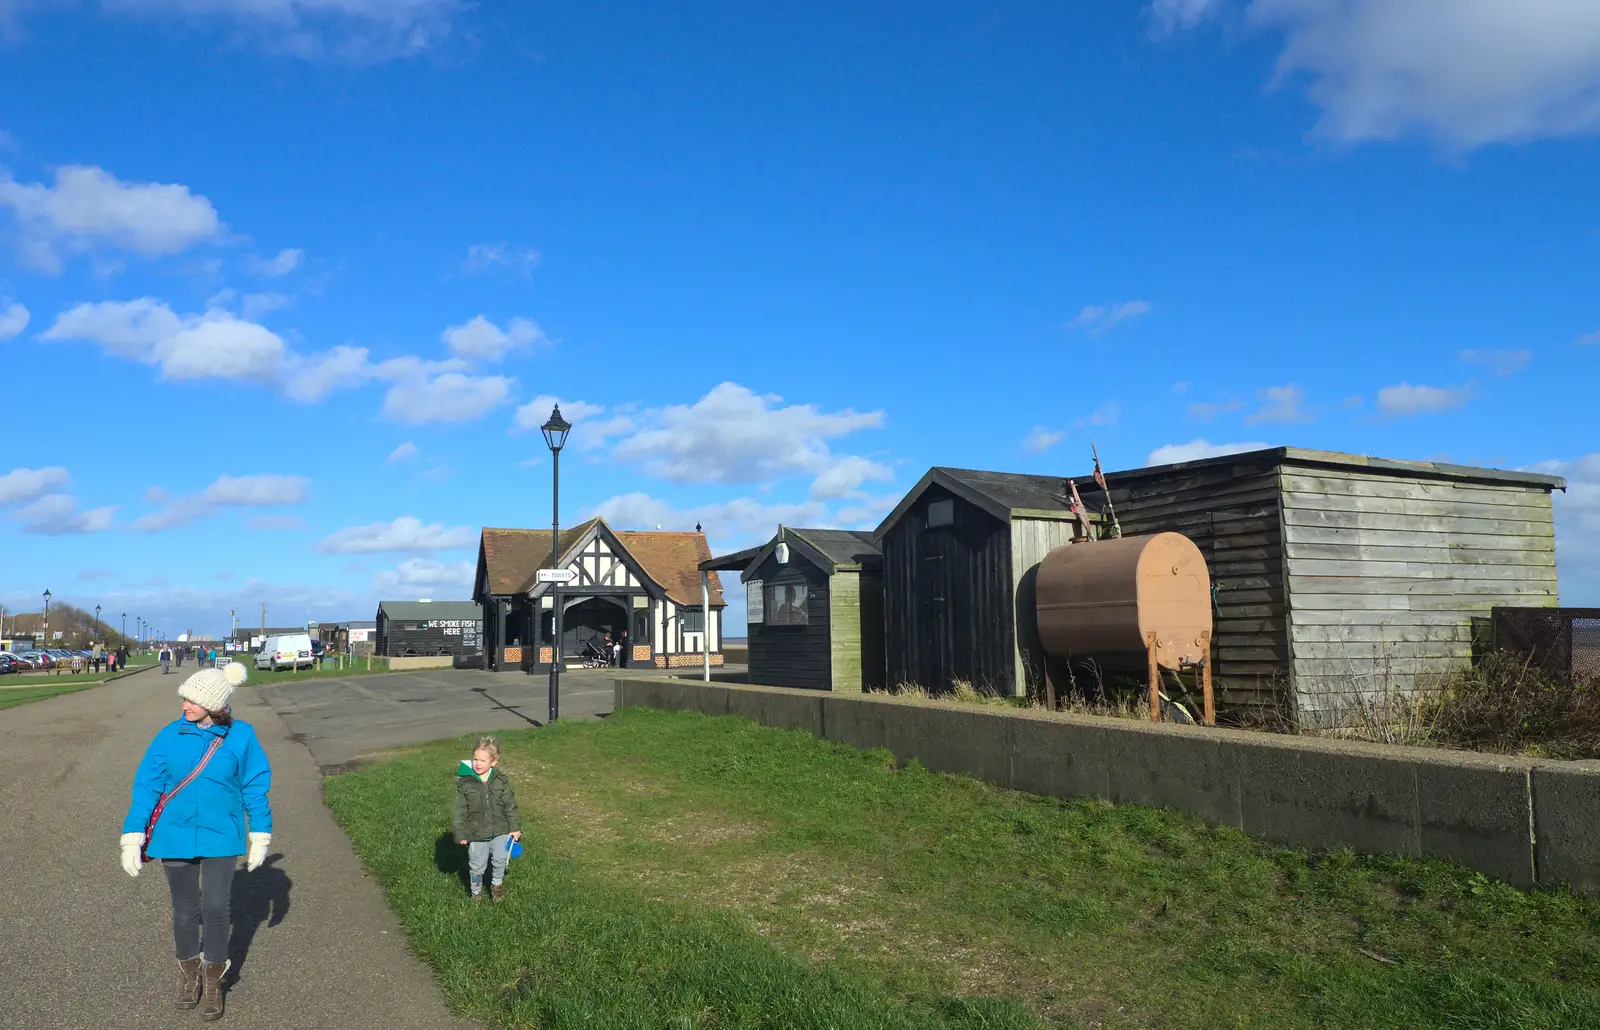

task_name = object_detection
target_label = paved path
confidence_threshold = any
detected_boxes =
[254,665,624,770]
[0,665,480,1030]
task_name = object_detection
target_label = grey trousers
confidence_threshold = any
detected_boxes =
[163,857,236,963]
[467,834,511,889]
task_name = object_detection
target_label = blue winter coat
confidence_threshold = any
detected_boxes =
[123,718,273,859]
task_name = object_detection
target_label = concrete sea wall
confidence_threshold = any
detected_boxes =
[613,675,1600,894]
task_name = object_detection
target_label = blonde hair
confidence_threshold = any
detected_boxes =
[473,736,500,762]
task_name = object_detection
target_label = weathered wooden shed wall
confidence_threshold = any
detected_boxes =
[1279,462,1559,723]
[1011,518,1079,697]
[746,555,832,690]
[1081,452,1288,709]
[882,484,1015,694]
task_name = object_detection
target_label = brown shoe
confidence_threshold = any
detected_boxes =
[200,960,229,1021]
[490,883,505,903]
[177,957,203,1009]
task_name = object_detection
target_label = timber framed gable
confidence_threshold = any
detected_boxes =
[524,519,665,600]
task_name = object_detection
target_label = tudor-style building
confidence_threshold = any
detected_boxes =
[474,518,726,671]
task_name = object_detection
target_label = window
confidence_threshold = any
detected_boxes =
[681,608,705,633]
[927,498,954,528]
[765,582,809,626]
[746,579,764,623]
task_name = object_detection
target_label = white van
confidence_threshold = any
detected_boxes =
[256,633,314,671]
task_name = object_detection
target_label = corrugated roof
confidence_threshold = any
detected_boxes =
[615,529,725,607]
[480,520,599,595]
[789,529,881,567]
[377,601,483,622]
[1077,447,1568,491]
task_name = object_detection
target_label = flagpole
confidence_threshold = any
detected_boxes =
[1092,444,1123,538]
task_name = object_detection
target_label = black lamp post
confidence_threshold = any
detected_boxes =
[542,404,572,723]
[42,589,50,648]
[95,605,102,643]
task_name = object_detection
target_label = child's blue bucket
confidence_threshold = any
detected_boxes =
[505,836,523,859]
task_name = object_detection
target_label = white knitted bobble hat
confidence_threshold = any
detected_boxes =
[177,661,249,712]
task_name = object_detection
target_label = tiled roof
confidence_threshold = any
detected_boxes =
[612,529,725,608]
[479,520,599,595]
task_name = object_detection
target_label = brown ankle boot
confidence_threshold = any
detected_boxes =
[490,883,505,903]
[177,957,203,1009]
[200,960,229,1021]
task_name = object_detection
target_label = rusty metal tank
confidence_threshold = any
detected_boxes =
[1035,532,1213,671]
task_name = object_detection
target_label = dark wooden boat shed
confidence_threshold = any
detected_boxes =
[703,527,885,692]
[375,600,484,657]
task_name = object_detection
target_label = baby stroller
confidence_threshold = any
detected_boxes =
[580,639,611,669]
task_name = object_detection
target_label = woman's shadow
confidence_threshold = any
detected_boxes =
[227,854,291,987]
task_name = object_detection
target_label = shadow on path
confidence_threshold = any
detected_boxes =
[228,855,292,987]
[469,686,543,727]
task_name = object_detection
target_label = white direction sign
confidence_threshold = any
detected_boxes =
[536,568,578,584]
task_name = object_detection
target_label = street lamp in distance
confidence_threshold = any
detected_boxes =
[541,405,572,723]
[95,604,102,643]
[42,589,51,647]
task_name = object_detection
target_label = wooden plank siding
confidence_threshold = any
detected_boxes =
[1011,518,1079,697]
[1084,453,1289,709]
[882,483,1015,695]
[828,572,864,692]
[1279,464,1560,724]
[746,557,833,691]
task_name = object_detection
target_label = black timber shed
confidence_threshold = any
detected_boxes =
[873,468,1081,697]
[702,527,885,692]
[375,600,484,657]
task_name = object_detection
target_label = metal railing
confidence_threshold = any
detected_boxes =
[1491,607,1600,683]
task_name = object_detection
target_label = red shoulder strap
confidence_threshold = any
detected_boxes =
[140,733,227,864]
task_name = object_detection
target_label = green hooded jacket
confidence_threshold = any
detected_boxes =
[452,764,522,842]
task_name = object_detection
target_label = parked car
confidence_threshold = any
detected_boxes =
[21,651,54,669]
[2,651,37,671]
[0,654,18,674]
[255,633,314,672]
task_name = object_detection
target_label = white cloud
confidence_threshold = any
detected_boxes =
[441,315,543,362]
[511,395,608,433]
[1527,454,1600,604]
[0,299,28,339]
[241,292,290,320]
[89,0,462,62]
[612,382,884,485]
[1246,383,1313,424]
[319,515,474,555]
[1189,399,1244,419]
[373,558,475,598]
[247,514,305,531]
[1579,329,1600,346]
[283,345,374,402]
[1459,348,1532,376]
[1145,439,1272,466]
[1065,300,1152,337]
[0,466,69,504]
[461,242,539,276]
[382,372,513,424]
[14,494,116,535]
[1376,381,1473,417]
[1076,401,1121,428]
[1171,381,1191,394]
[386,441,419,465]
[134,473,308,531]
[1148,0,1222,35]
[253,248,303,276]
[1022,427,1067,454]
[0,165,223,273]
[835,493,901,529]
[1177,1,1600,147]
[810,456,893,500]
[591,492,827,549]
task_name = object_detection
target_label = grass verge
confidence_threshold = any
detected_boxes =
[240,658,389,682]
[0,679,108,709]
[325,707,1600,1030]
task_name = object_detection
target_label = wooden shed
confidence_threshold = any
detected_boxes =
[1067,447,1566,724]
[375,600,484,658]
[702,527,885,692]
[874,468,1082,697]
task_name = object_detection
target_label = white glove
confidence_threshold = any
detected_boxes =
[246,832,271,872]
[120,832,144,878]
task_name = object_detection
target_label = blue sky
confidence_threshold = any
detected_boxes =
[1,1,1596,639]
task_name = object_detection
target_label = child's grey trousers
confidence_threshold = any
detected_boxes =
[467,833,511,889]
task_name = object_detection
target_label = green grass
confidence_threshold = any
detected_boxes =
[0,679,109,709]
[243,656,391,682]
[324,707,1600,1030]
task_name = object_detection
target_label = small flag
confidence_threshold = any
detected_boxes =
[1068,480,1094,538]
[1092,444,1109,494]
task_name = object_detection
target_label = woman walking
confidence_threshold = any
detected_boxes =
[120,662,273,1022]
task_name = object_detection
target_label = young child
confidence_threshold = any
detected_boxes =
[452,736,522,901]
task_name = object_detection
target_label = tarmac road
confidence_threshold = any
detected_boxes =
[252,665,623,770]
[0,665,481,1030]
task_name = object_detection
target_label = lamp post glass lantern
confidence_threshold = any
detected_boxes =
[43,589,51,646]
[542,405,571,722]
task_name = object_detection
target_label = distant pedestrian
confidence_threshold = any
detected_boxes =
[208,647,217,668]
[118,644,129,670]
[121,662,273,1022]
[107,650,117,674]
[160,645,172,675]
[453,735,522,902]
